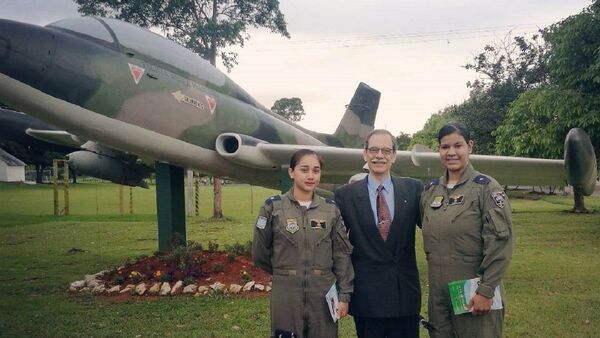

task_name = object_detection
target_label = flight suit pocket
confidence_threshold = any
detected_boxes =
[314,232,333,268]
[274,227,298,246]
[272,211,299,246]
[450,198,479,223]
[488,209,509,239]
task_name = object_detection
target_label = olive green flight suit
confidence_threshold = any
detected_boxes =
[421,164,513,338]
[252,189,354,338]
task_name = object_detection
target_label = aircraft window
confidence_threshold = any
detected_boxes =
[47,17,114,43]
[101,18,226,86]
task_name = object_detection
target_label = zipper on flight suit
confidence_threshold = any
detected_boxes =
[301,204,309,325]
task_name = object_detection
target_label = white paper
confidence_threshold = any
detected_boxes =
[325,283,339,323]
[464,277,503,312]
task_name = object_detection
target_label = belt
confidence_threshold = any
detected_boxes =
[273,269,326,276]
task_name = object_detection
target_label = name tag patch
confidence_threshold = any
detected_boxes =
[310,219,327,229]
[448,195,464,206]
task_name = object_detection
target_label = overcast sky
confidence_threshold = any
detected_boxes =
[0,0,592,135]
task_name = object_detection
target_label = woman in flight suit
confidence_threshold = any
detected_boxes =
[252,149,354,338]
[421,123,514,338]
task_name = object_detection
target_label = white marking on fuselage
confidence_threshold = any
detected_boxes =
[171,90,205,110]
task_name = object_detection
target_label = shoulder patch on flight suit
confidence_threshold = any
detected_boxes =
[473,175,490,185]
[256,216,267,229]
[491,191,507,208]
[264,195,281,205]
[426,179,439,190]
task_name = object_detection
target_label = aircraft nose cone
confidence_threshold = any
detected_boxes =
[0,19,55,89]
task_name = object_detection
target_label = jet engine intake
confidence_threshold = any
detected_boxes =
[215,133,277,169]
[67,150,149,188]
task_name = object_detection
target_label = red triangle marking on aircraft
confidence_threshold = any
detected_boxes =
[128,63,145,85]
[205,95,217,114]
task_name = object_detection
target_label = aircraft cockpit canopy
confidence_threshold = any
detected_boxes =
[47,16,114,43]
[47,17,226,86]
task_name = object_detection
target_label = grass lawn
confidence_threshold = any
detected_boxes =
[0,182,599,337]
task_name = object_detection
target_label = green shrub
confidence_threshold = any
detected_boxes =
[159,273,173,282]
[240,270,252,284]
[212,263,224,273]
[226,251,236,263]
[208,240,219,253]
[112,274,125,285]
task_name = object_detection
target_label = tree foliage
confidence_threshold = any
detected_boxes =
[465,33,549,92]
[495,1,600,163]
[545,2,600,94]
[451,84,522,154]
[395,132,412,151]
[271,97,305,122]
[495,87,600,159]
[454,33,550,154]
[410,108,456,151]
[75,0,290,70]
[412,33,549,154]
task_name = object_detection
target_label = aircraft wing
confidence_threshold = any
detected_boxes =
[404,150,565,186]
[214,133,569,187]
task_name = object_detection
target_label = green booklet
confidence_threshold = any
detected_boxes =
[448,277,503,315]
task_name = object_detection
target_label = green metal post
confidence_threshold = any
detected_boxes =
[155,161,186,252]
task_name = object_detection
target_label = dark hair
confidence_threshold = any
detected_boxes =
[437,122,471,143]
[364,129,397,150]
[289,149,323,170]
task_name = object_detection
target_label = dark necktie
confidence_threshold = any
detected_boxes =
[376,185,391,241]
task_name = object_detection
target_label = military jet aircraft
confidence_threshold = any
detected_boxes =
[0,17,596,197]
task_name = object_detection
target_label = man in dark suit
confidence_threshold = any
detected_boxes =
[335,129,423,338]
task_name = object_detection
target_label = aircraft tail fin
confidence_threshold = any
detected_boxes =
[324,82,381,148]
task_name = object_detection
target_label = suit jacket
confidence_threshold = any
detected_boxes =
[335,176,423,318]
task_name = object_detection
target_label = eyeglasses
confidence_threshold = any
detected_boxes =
[366,147,394,156]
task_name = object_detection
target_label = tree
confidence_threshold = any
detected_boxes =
[465,33,549,92]
[395,132,412,151]
[271,97,305,122]
[495,87,600,159]
[458,33,549,154]
[410,108,456,151]
[495,1,600,212]
[452,83,521,154]
[75,0,289,71]
[77,0,290,219]
[545,2,600,95]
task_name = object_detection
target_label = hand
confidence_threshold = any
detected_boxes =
[469,294,492,316]
[338,301,349,319]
